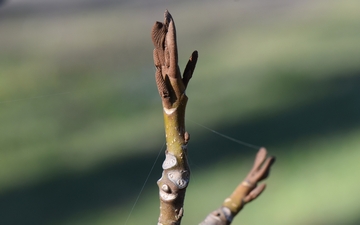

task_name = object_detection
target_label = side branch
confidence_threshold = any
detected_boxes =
[200,148,275,225]
[152,10,198,225]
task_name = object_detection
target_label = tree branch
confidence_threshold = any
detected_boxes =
[151,10,198,225]
[199,148,276,225]
[151,11,275,225]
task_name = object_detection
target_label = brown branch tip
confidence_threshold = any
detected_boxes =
[151,10,198,109]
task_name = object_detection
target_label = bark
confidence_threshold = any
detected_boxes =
[151,10,198,225]
[151,11,275,225]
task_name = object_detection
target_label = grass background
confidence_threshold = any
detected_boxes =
[0,0,360,224]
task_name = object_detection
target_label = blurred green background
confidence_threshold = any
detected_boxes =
[1,0,360,224]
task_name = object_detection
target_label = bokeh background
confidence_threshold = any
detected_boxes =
[1,0,360,224]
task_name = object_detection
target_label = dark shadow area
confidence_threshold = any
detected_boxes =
[348,216,360,225]
[0,0,121,19]
[0,151,164,225]
[0,0,165,19]
[0,73,359,224]
[0,0,7,7]
[190,72,360,159]
[0,0,309,20]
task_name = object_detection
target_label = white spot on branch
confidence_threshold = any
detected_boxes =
[162,153,177,169]
[159,189,177,201]
[168,170,189,189]
[163,107,176,115]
